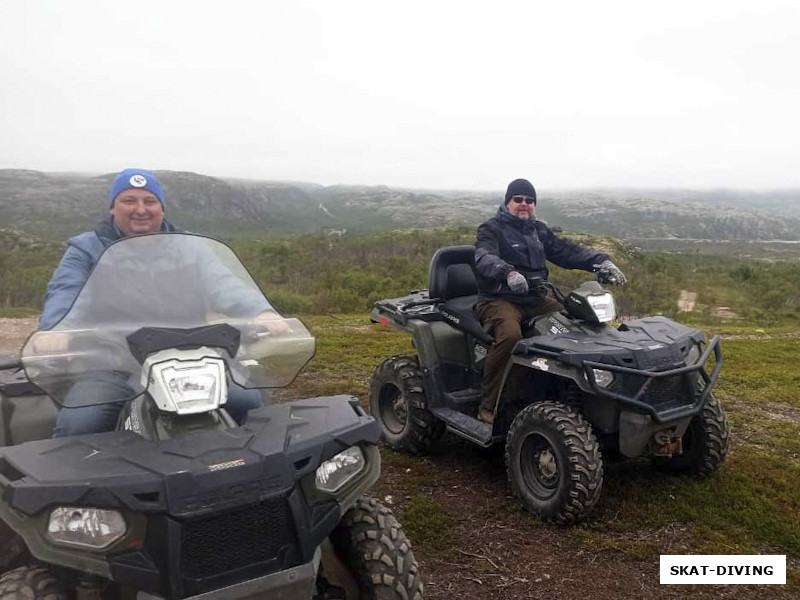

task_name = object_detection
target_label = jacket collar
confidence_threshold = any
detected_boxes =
[495,202,536,231]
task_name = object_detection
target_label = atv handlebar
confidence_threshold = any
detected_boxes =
[524,277,566,304]
[0,358,22,371]
[526,273,620,304]
[596,270,624,286]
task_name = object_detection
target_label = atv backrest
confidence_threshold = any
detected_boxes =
[428,245,478,300]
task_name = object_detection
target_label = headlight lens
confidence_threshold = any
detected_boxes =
[156,359,225,414]
[685,343,701,365]
[315,447,365,493]
[587,293,616,323]
[165,370,218,404]
[592,368,614,388]
[47,507,126,549]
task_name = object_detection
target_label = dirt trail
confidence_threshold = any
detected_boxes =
[677,290,697,312]
[718,332,800,340]
[0,317,37,356]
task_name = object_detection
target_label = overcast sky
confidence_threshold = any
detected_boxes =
[1,1,798,190]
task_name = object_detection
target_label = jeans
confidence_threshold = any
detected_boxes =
[53,372,266,437]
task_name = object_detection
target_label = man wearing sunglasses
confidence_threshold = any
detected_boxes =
[473,178,626,424]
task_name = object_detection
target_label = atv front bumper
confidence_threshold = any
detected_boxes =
[137,549,320,600]
[583,335,722,424]
[514,316,723,424]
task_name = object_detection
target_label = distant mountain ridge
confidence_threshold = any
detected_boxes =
[1,169,798,241]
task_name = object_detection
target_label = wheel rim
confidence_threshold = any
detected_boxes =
[519,432,561,500]
[378,383,409,435]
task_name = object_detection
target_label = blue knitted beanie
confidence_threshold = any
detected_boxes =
[109,168,165,208]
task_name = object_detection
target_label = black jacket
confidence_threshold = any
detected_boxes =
[474,204,608,304]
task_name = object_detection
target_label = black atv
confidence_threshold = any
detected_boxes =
[369,245,729,525]
[0,233,423,600]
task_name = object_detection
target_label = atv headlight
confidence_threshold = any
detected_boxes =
[587,293,616,323]
[147,356,227,415]
[47,507,126,549]
[592,368,614,388]
[685,343,701,365]
[315,447,365,493]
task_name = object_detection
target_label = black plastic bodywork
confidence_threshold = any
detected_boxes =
[126,325,241,365]
[517,315,722,423]
[0,396,379,599]
[0,362,43,398]
[0,363,54,448]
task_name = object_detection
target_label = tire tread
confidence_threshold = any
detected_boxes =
[369,355,443,454]
[0,565,68,600]
[505,401,603,525]
[333,496,423,600]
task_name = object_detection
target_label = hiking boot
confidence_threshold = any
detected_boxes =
[478,408,494,424]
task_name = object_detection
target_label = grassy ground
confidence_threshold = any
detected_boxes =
[280,314,800,597]
[0,307,39,318]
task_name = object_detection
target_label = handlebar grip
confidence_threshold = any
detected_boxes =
[0,358,22,370]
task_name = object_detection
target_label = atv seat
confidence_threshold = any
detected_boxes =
[428,246,494,344]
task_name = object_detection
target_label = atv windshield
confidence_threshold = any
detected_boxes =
[21,233,315,407]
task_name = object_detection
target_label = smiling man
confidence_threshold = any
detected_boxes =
[109,172,165,236]
[473,178,627,424]
[39,169,174,329]
[38,168,273,437]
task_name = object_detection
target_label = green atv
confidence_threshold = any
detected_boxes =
[369,245,729,525]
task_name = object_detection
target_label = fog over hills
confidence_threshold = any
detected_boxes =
[1,169,799,241]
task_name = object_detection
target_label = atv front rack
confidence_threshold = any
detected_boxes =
[580,335,722,424]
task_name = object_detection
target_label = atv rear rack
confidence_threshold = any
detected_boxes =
[372,292,443,326]
[580,335,723,424]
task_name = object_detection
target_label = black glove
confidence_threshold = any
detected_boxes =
[597,260,627,286]
[506,270,529,294]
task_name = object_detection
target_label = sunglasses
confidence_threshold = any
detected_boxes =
[510,195,536,205]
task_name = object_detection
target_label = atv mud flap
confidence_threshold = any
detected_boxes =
[137,548,320,600]
[582,335,723,424]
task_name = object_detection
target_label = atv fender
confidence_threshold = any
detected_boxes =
[377,314,471,369]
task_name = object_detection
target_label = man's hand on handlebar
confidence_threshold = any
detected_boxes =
[596,260,627,286]
[507,271,529,294]
[254,310,291,336]
[31,331,70,354]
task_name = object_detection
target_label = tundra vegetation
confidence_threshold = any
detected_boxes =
[1,225,799,595]
[4,225,800,321]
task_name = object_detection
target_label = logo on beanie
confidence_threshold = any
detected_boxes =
[129,174,148,188]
